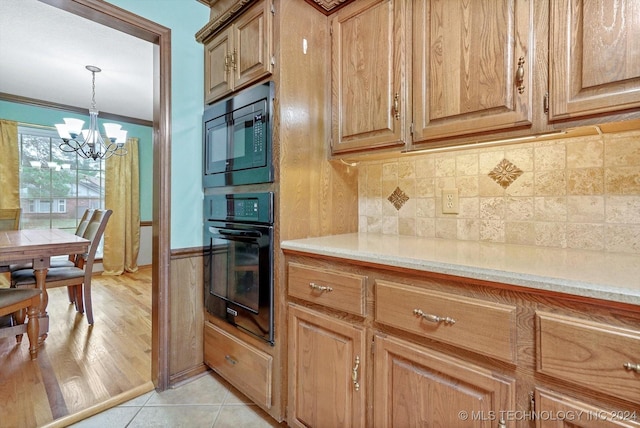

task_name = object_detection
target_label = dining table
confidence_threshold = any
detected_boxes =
[0,228,90,342]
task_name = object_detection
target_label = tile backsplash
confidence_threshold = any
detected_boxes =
[358,128,640,254]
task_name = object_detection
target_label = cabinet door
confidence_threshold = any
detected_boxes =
[374,334,516,427]
[232,0,273,91]
[535,388,640,428]
[330,0,407,154]
[549,0,640,121]
[204,29,233,103]
[412,0,533,143]
[288,304,366,428]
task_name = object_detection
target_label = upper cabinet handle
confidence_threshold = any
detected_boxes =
[516,56,525,94]
[231,48,237,71]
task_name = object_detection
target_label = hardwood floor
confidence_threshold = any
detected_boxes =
[0,267,152,428]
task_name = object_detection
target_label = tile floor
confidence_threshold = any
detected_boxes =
[70,371,285,428]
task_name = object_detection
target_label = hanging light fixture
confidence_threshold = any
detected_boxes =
[55,65,128,160]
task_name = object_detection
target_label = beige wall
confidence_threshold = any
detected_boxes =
[358,128,640,254]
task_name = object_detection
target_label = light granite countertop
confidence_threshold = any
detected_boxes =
[280,233,640,306]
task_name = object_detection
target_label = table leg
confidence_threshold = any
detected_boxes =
[33,264,49,343]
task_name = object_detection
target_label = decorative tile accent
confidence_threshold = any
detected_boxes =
[488,159,524,189]
[387,186,409,210]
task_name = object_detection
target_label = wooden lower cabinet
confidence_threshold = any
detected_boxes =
[288,303,366,428]
[374,334,516,428]
[284,254,640,428]
[536,311,640,404]
[535,389,640,428]
[203,321,273,409]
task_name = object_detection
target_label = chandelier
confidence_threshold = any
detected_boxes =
[55,65,127,160]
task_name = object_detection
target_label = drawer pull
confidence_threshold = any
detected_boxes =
[309,282,333,293]
[623,362,640,373]
[413,308,456,325]
[224,355,237,365]
[352,356,360,391]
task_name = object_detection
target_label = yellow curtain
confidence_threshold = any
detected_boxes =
[0,119,20,209]
[103,137,140,275]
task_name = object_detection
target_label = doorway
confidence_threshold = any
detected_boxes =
[40,0,172,391]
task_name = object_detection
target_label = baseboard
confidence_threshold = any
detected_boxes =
[169,363,209,387]
[40,381,155,428]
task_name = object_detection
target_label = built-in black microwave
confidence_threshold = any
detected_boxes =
[203,81,274,188]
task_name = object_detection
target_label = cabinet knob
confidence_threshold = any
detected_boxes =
[623,362,640,373]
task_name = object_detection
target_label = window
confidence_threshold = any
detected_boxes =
[17,126,105,235]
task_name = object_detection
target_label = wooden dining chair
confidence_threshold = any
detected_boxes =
[0,288,42,360]
[11,209,112,325]
[0,208,21,231]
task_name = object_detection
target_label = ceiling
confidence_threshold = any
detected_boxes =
[0,0,154,123]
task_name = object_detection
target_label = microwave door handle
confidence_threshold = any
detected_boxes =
[210,227,262,239]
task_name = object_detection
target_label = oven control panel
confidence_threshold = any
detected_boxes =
[232,199,259,218]
[205,192,273,224]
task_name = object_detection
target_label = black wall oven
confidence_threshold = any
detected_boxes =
[204,192,274,345]
[203,81,274,188]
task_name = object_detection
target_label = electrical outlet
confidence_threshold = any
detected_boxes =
[442,188,459,214]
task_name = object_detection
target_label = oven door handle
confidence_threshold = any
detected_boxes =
[211,227,263,239]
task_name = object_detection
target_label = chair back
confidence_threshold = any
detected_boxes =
[78,210,112,275]
[76,208,95,238]
[0,208,21,231]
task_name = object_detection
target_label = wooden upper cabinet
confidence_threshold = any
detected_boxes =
[549,0,640,121]
[412,0,533,144]
[203,0,272,104]
[232,1,272,89]
[330,0,407,154]
[205,30,234,102]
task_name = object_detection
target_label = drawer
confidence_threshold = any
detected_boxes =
[537,311,640,403]
[204,321,273,408]
[375,280,517,363]
[535,388,640,428]
[288,262,366,316]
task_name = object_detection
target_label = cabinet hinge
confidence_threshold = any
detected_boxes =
[543,92,549,114]
[271,1,275,15]
[371,336,376,355]
[410,122,414,136]
[271,56,276,66]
